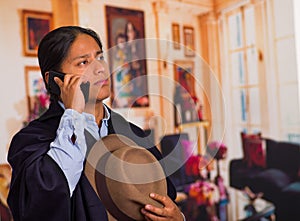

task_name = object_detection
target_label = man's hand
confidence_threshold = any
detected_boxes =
[141,193,184,221]
[55,74,87,113]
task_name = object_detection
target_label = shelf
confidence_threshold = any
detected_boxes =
[175,120,210,154]
[177,121,210,131]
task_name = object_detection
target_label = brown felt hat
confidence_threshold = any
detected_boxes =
[0,164,11,208]
[85,134,167,221]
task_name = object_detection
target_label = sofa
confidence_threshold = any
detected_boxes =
[229,135,300,221]
[160,133,195,191]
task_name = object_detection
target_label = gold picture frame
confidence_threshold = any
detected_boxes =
[24,66,49,117]
[183,26,195,57]
[172,23,180,49]
[173,60,198,125]
[173,60,195,97]
[105,6,149,108]
[22,10,53,56]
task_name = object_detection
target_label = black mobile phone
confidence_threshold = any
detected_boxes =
[48,71,90,103]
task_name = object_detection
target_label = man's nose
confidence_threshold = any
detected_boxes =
[92,60,106,75]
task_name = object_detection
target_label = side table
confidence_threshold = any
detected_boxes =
[228,188,275,221]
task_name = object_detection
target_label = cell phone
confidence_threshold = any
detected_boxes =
[48,71,90,103]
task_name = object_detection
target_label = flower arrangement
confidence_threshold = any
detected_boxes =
[206,141,230,204]
[185,155,211,180]
[187,180,220,206]
[206,141,228,160]
[184,155,220,221]
[185,155,220,206]
[24,93,50,126]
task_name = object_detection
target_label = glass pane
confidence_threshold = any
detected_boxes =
[287,133,300,144]
[247,48,259,85]
[248,87,261,124]
[251,128,262,134]
[231,52,246,86]
[240,89,247,122]
[244,6,256,46]
[233,88,247,123]
[228,13,243,49]
[279,84,300,127]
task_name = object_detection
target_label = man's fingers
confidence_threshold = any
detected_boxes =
[149,193,171,206]
[54,76,63,87]
[141,208,165,221]
[144,204,166,217]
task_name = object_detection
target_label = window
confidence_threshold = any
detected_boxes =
[227,5,262,133]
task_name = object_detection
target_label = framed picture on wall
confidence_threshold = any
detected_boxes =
[183,26,195,57]
[105,6,149,108]
[172,23,180,49]
[173,60,195,96]
[173,60,198,124]
[24,66,50,121]
[22,10,53,56]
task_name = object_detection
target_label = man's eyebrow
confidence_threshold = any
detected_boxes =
[96,50,103,55]
[72,50,103,61]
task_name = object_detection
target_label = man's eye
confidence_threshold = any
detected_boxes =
[97,55,105,61]
[78,60,89,65]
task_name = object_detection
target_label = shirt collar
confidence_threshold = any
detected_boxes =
[58,101,111,123]
[102,103,110,125]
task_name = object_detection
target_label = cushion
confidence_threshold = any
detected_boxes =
[241,132,266,168]
[249,169,292,202]
[229,159,264,190]
[282,181,300,194]
[181,139,197,160]
[279,182,300,219]
[266,139,300,179]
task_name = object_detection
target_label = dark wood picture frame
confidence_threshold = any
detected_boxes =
[105,6,149,108]
[22,10,53,56]
[183,26,195,57]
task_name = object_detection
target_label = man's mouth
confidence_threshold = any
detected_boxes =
[94,79,109,86]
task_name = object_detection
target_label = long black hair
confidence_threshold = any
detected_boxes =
[38,26,103,88]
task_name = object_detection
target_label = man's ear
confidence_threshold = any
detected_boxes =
[45,71,49,85]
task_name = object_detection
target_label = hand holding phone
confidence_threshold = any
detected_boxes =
[48,71,90,103]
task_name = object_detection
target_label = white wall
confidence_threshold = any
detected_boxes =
[0,0,52,163]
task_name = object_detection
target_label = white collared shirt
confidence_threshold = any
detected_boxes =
[47,103,110,196]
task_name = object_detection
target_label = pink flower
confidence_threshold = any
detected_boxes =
[185,155,210,178]
[23,93,50,126]
[38,93,50,108]
[207,141,228,160]
[188,180,220,206]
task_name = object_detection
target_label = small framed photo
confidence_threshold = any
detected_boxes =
[183,26,195,57]
[173,60,195,97]
[24,66,50,120]
[173,60,198,124]
[172,23,180,49]
[22,10,53,56]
